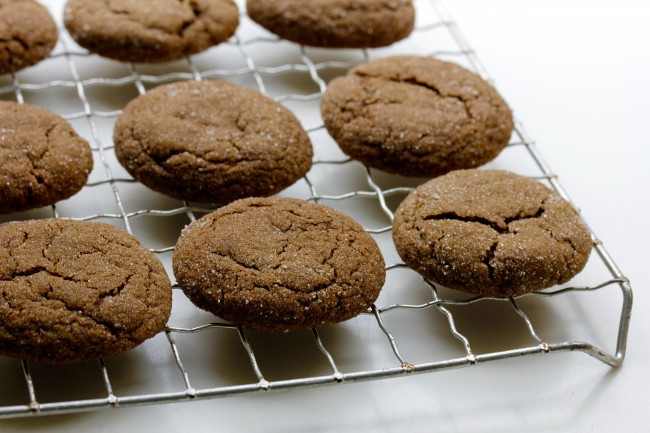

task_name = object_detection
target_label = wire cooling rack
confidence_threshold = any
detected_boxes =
[0,0,632,419]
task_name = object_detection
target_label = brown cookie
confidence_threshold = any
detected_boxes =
[0,0,58,74]
[113,80,313,204]
[63,0,239,63]
[392,169,592,297]
[0,219,172,363]
[173,197,386,331]
[321,56,514,177]
[0,101,93,215]
[247,0,415,48]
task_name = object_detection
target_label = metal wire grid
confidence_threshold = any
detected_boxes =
[0,0,632,419]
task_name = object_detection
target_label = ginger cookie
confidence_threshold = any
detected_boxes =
[392,170,592,297]
[63,0,239,63]
[113,80,313,204]
[173,197,386,331]
[0,101,93,215]
[0,219,172,364]
[247,0,415,48]
[0,0,58,74]
[321,56,514,177]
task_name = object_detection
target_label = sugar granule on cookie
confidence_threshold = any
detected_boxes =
[173,197,386,331]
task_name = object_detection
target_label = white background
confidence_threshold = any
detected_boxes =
[1,0,649,432]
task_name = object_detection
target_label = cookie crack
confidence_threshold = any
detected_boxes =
[149,149,190,166]
[268,237,292,270]
[133,116,270,168]
[504,205,546,227]
[141,261,159,305]
[542,220,582,283]
[105,0,196,39]
[233,113,248,134]
[324,247,336,267]
[24,155,49,187]
[2,228,28,254]
[0,288,11,310]
[424,212,507,233]
[180,0,203,36]
[483,240,498,283]
[211,252,260,272]
[38,275,138,337]
[170,113,249,158]
[98,274,132,300]
[4,27,29,52]
[0,45,25,70]
[43,122,59,141]
[418,228,444,252]
[332,1,403,14]
[424,204,547,234]
[394,77,444,97]
[4,266,86,286]
[209,204,274,223]
[3,266,49,281]
[355,71,474,118]
[148,148,262,168]
[269,217,293,234]
[0,36,53,73]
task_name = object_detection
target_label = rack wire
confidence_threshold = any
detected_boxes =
[0,0,632,419]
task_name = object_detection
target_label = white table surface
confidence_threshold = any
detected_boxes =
[1,1,649,432]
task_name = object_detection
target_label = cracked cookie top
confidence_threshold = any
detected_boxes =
[173,197,386,331]
[392,169,592,297]
[247,0,414,48]
[321,56,514,177]
[63,0,239,63]
[113,80,313,204]
[0,219,172,363]
[0,0,58,74]
[0,101,93,214]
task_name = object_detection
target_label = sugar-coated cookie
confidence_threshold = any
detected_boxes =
[321,56,514,177]
[0,219,172,363]
[0,101,93,214]
[173,197,386,331]
[64,0,239,62]
[113,80,313,204]
[247,0,415,48]
[392,170,592,296]
[0,0,58,74]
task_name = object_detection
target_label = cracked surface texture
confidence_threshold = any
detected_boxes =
[0,219,172,363]
[173,197,386,331]
[63,0,239,62]
[0,0,58,74]
[392,170,592,297]
[247,0,414,48]
[0,101,93,214]
[321,56,514,177]
[114,80,313,204]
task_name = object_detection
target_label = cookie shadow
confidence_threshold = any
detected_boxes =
[0,356,108,421]
[0,410,98,431]
[240,328,335,382]
[0,207,55,225]
[436,286,560,355]
[168,324,261,388]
